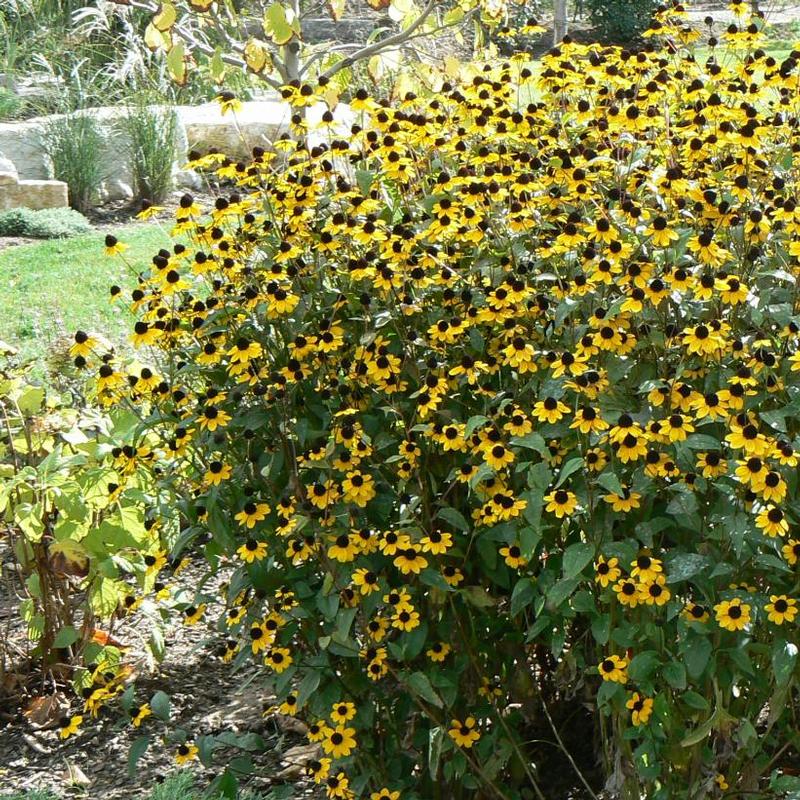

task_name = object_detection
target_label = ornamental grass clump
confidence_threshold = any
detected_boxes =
[72,3,800,797]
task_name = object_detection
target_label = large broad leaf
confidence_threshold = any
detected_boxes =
[152,1,177,31]
[562,542,594,579]
[264,3,295,45]
[406,671,443,708]
[243,38,272,74]
[166,41,187,85]
[327,0,346,20]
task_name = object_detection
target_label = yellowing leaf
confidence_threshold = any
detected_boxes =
[143,22,172,52]
[188,0,213,10]
[48,539,89,577]
[367,0,391,9]
[264,3,294,46]
[327,0,345,20]
[244,38,272,74]
[152,1,177,31]
[166,40,187,85]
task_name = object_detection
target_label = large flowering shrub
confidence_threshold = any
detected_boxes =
[75,3,800,797]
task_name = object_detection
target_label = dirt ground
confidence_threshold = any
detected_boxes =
[0,552,319,799]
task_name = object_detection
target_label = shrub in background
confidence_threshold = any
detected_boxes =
[74,4,800,799]
[40,111,104,213]
[0,207,92,238]
[583,0,660,42]
[120,100,180,204]
[0,364,171,717]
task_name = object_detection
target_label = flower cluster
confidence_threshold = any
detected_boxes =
[74,2,800,796]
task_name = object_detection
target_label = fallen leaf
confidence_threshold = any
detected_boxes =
[62,761,91,787]
[23,693,68,729]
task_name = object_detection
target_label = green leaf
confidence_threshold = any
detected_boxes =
[666,553,709,583]
[406,671,443,708]
[772,638,798,687]
[547,577,578,608]
[428,726,444,779]
[683,635,712,679]
[150,690,171,721]
[437,506,469,532]
[556,457,583,487]
[510,578,536,616]
[662,661,687,690]
[513,432,548,455]
[461,585,496,608]
[128,735,150,777]
[681,691,709,711]
[562,542,594,579]
[627,650,661,682]
[296,670,321,708]
[596,470,623,496]
[53,626,79,649]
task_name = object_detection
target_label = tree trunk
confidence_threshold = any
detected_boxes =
[553,0,568,45]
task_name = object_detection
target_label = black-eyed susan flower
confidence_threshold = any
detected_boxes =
[499,543,527,569]
[330,701,356,724]
[59,714,83,739]
[265,647,293,673]
[234,501,271,528]
[448,716,480,748]
[130,703,152,727]
[595,556,621,588]
[683,602,709,623]
[183,604,206,625]
[426,641,451,662]
[322,725,357,758]
[352,568,381,595]
[614,577,640,608]
[597,654,628,683]
[237,538,268,562]
[782,539,800,566]
[175,742,199,765]
[544,489,578,518]
[765,595,797,625]
[104,234,128,256]
[714,597,751,631]
[371,790,401,800]
[626,693,654,726]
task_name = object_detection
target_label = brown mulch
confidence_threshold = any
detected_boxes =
[0,551,317,799]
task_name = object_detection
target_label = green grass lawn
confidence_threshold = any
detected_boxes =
[0,223,171,373]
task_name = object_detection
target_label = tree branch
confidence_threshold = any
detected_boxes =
[320,0,437,80]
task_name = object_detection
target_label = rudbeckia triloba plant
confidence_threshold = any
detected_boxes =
[75,3,800,798]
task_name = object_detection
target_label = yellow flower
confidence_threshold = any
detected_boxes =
[175,742,199,765]
[216,90,243,115]
[237,538,268,562]
[341,470,376,506]
[371,790,401,800]
[594,556,621,588]
[714,598,751,631]
[426,641,451,662]
[183,604,206,625]
[765,595,797,625]
[597,654,628,683]
[448,716,481,748]
[499,543,527,569]
[104,234,128,256]
[322,725,357,758]
[265,647,293,673]
[59,714,83,739]
[330,701,357,724]
[234,501,271,528]
[130,703,152,727]
[544,489,578,518]
[626,693,653,726]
